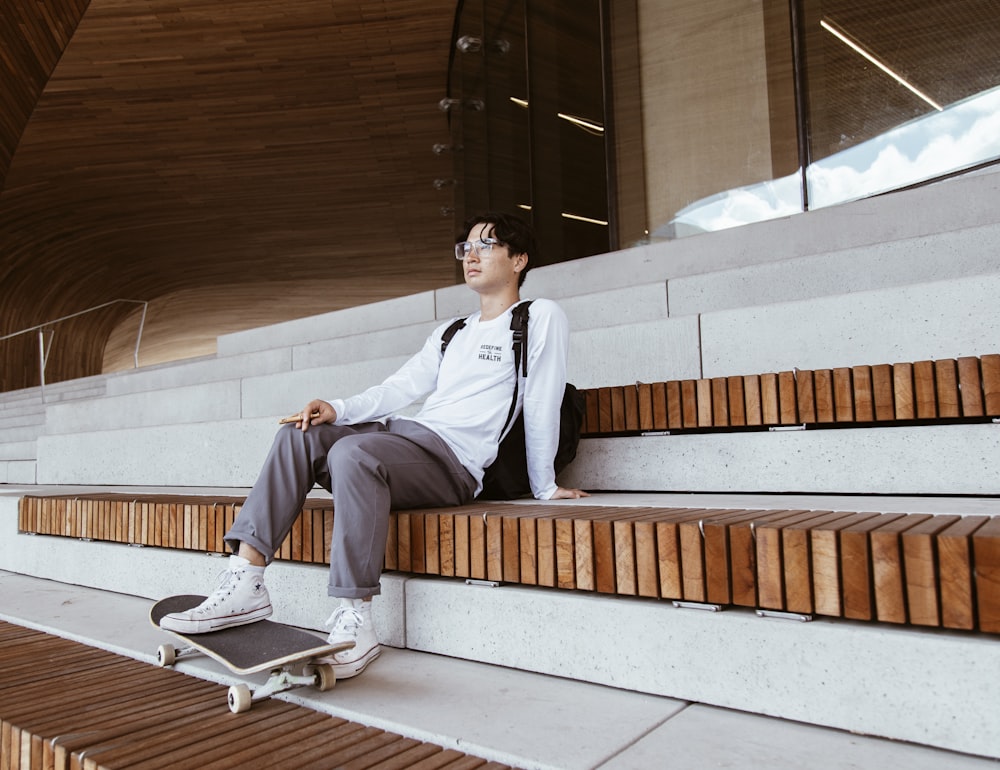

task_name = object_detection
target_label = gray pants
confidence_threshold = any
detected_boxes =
[225,418,476,599]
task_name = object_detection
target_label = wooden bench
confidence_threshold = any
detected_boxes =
[17,494,1000,635]
[579,353,1000,435]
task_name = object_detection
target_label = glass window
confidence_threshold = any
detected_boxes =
[801,0,1000,208]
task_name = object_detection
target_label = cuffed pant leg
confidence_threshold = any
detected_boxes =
[326,419,475,598]
[225,422,383,562]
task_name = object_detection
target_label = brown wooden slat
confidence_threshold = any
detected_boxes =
[900,514,961,628]
[700,510,765,604]
[598,387,613,433]
[681,379,699,427]
[983,354,1000,415]
[696,378,713,427]
[712,377,729,427]
[743,374,762,426]
[810,512,881,618]
[972,515,1000,634]
[957,356,984,417]
[624,385,640,431]
[637,382,654,430]
[782,511,854,614]
[611,386,626,432]
[796,369,816,423]
[852,365,874,421]
[913,360,937,419]
[755,510,827,610]
[727,376,746,427]
[813,369,834,423]
[841,513,906,620]
[935,359,960,418]
[870,514,933,624]
[832,367,854,422]
[778,370,797,424]
[654,508,706,600]
[651,381,668,430]
[938,515,989,630]
[893,362,915,419]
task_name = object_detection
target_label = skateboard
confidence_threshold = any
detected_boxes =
[150,594,353,713]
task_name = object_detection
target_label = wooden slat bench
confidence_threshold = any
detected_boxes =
[0,621,512,770]
[17,494,1000,635]
[579,353,1000,435]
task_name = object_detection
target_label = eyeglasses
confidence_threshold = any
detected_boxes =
[455,238,501,260]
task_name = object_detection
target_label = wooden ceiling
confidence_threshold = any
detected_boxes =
[0,0,460,391]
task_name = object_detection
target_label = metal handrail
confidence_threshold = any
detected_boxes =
[1,299,148,397]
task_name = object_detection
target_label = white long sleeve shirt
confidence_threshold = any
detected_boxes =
[327,298,569,499]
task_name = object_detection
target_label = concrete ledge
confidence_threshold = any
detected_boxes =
[700,273,1000,377]
[561,423,1000,495]
[105,349,291,397]
[404,577,999,759]
[568,316,702,389]
[35,419,278,486]
[44,380,243,433]
[670,222,1000,317]
[216,291,437,357]
[241,355,410,419]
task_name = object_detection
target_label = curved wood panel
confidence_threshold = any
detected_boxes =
[0,0,460,391]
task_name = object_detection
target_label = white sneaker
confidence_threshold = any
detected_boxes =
[318,599,381,679]
[160,555,272,634]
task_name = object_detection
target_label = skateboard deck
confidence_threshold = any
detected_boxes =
[150,594,353,712]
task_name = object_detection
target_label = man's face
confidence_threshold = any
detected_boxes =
[460,222,523,293]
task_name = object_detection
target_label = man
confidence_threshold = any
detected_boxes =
[160,212,588,678]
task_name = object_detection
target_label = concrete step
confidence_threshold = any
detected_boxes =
[0,440,37,462]
[0,407,44,429]
[563,423,1000,496]
[3,573,996,770]
[103,351,283,397]
[0,460,35,484]
[1,423,45,444]
[32,410,999,495]
[1,488,998,762]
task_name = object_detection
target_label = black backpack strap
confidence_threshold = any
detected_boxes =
[440,317,467,354]
[510,300,532,377]
[499,300,533,436]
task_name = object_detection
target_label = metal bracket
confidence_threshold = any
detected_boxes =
[465,579,501,588]
[756,609,813,622]
[641,430,671,437]
[672,600,722,612]
[768,424,806,432]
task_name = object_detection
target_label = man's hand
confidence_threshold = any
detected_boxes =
[550,486,590,499]
[294,399,336,431]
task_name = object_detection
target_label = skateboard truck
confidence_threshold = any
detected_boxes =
[227,662,336,714]
[157,641,337,713]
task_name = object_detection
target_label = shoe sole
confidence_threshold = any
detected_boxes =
[317,644,381,680]
[160,605,273,634]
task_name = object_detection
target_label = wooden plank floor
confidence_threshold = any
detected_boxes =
[0,622,512,770]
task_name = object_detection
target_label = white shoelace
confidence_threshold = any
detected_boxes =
[193,568,244,615]
[325,606,363,636]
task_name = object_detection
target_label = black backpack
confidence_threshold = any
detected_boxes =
[440,300,584,500]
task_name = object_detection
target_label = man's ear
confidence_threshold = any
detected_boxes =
[512,252,528,273]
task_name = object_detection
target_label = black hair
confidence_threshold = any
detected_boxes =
[461,211,537,288]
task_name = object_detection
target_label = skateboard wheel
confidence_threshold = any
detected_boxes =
[157,644,176,667]
[313,663,336,692]
[228,684,252,713]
